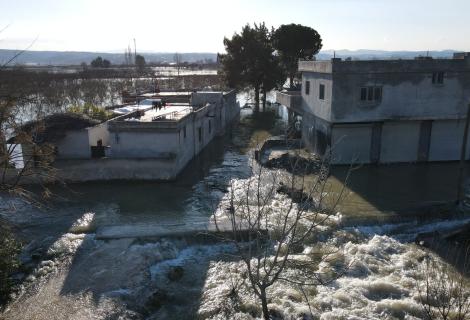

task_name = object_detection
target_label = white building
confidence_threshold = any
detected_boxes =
[11,90,239,181]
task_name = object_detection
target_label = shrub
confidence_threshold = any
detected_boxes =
[0,224,21,308]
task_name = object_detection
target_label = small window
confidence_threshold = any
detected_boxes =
[432,72,445,84]
[183,126,186,139]
[198,127,202,142]
[374,87,382,101]
[305,81,310,95]
[360,87,368,101]
[209,120,212,134]
[360,86,382,102]
[319,84,325,100]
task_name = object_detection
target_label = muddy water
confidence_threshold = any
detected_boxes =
[1,104,469,320]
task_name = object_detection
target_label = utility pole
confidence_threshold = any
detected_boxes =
[133,38,137,64]
[457,103,470,204]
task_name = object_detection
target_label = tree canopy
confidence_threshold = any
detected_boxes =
[273,24,322,88]
[220,23,285,113]
[90,56,111,68]
[135,54,146,72]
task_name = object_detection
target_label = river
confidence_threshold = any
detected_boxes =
[1,104,469,320]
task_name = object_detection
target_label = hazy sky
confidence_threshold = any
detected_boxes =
[0,0,469,53]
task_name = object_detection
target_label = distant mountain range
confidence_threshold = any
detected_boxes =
[0,49,463,66]
[0,50,217,66]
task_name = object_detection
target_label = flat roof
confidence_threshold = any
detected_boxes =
[125,105,192,122]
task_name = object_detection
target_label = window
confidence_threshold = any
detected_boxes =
[360,87,368,101]
[305,81,310,95]
[374,87,382,101]
[360,86,383,102]
[432,72,445,84]
[209,120,212,134]
[183,126,186,139]
[319,84,325,100]
[198,127,202,142]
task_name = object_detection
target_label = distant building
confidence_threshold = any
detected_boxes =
[277,54,470,164]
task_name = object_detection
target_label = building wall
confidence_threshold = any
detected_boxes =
[380,121,421,163]
[331,124,372,164]
[332,71,470,123]
[429,119,470,161]
[109,130,179,159]
[301,113,331,156]
[56,130,91,159]
[88,122,110,146]
[301,72,333,122]
[223,90,240,125]
[328,119,470,165]
[175,115,196,172]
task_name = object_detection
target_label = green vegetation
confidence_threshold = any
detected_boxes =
[220,23,322,112]
[90,56,111,68]
[0,224,21,308]
[69,103,113,122]
[220,23,285,113]
[135,54,146,72]
[273,24,323,88]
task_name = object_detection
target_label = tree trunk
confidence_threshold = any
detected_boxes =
[260,287,269,320]
[254,84,260,114]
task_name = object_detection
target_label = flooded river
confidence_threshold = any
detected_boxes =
[1,105,469,320]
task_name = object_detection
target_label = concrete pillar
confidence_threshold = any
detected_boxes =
[370,122,382,164]
[417,120,432,162]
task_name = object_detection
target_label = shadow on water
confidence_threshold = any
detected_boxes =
[328,162,470,221]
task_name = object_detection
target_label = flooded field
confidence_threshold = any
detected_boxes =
[1,104,469,320]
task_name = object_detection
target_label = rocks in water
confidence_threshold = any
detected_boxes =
[167,266,184,281]
[265,152,328,177]
[145,289,169,311]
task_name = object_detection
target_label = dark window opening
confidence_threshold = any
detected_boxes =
[315,129,327,155]
[360,87,368,101]
[374,87,382,101]
[360,86,382,102]
[319,84,325,100]
[432,72,445,84]
[198,127,202,142]
[305,81,310,95]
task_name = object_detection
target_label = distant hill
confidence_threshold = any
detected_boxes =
[0,49,462,66]
[0,50,217,66]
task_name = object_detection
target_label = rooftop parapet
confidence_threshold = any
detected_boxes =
[299,53,470,74]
